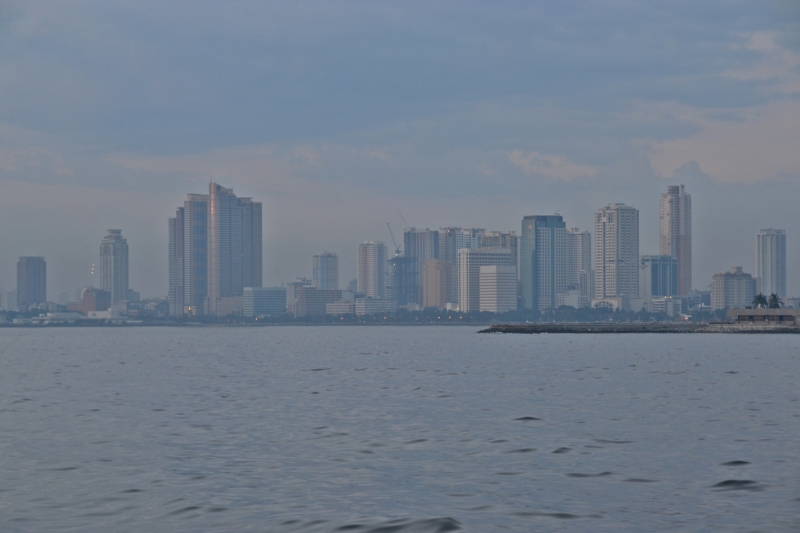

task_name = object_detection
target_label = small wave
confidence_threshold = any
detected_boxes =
[552,447,571,454]
[566,472,613,478]
[720,461,750,466]
[512,511,603,519]
[710,479,763,491]
[514,416,542,421]
[332,517,463,532]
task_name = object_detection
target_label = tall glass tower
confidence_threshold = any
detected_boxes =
[659,185,691,294]
[100,229,129,304]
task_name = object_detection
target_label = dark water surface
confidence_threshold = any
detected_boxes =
[1,327,798,532]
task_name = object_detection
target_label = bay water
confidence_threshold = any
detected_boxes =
[0,326,798,531]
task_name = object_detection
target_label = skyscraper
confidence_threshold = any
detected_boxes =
[17,257,46,312]
[755,229,786,297]
[403,228,439,304]
[312,252,339,290]
[168,208,184,316]
[387,254,417,306]
[100,229,129,304]
[182,193,208,315]
[422,259,455,309]
[659,185,692,294]
[457,247,513,312]
[520,215,568,311]
[169,183,262,315]
[357,241,386,299]
[640,255,679,300]
[566,228,592,305]
[595,204,639,299]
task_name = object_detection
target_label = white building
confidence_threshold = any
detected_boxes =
[458,248,513,312]
[357,241,387,299]
[594,204,639,300]
[313,252,339,290]
[755,229,786,297]
[479,265,517,313]
[660,185,692,294]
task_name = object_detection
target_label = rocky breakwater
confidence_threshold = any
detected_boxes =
[480,322,800,334]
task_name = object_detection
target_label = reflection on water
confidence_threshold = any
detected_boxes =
[0,327,798,532]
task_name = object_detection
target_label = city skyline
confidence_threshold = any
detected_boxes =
[2,3,800,298]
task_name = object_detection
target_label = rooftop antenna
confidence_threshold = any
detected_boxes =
[387,223,401,256]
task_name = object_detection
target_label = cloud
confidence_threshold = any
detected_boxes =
[647,99,800,183]
[508,150,597,181]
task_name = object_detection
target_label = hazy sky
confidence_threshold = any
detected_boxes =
[2,1,800,299]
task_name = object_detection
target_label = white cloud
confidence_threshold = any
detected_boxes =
[647,100,800,184]
[507,150,597,181]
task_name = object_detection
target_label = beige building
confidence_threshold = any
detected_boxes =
[357,241,386,299]
[711,267,756,310]
[458,248,513,312]
[479,265,517,313]
[422,259,455,308]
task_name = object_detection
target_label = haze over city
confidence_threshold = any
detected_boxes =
[2,1,800,299]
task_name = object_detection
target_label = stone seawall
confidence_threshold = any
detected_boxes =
[479,323,800,334]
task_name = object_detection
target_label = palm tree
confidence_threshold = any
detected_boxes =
[752,293,768,308]
[768,293,781,308]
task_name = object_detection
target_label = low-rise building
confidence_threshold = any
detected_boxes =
[243,287,287,317]
[712,267,756,309]
[355,298,397,316]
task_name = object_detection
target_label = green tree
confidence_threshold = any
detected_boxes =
[768,293,781,308]
[752,293,768,308]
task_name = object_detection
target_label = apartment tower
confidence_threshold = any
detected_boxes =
[357,241,387,299]
[595,204,639,299]
[100,229,129,304]
[755,229,786,297]
[313,252,339,290]
[16,256,46,312]
[659,185,691,294]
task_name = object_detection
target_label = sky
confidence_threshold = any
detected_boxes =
[2,1,800,299]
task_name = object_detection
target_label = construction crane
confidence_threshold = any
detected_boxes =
[387,223,401,257]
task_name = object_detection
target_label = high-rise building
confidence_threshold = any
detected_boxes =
[755,229,786,297]
[640,255,679,300]
[169,183,262,315]
[480,231,519,278]
[457,247,513,312]
[403,228,439,304]
[594,204,639,299]
[439,227,484,306]
[712,267,756,309]
[100,229,129,304]
[520,215,568,311]
[208,183,242,312]
[357,241,386,299]
[17,257,46,312]
[566,228,592,306]
[422,259,455,309]
[312,252,339,290]
[286,278,313,316]
[479,265,517,313]
[168,208,184,316]
[387,254,417,306]
[660,185,692,294]
[182,193,209,315]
